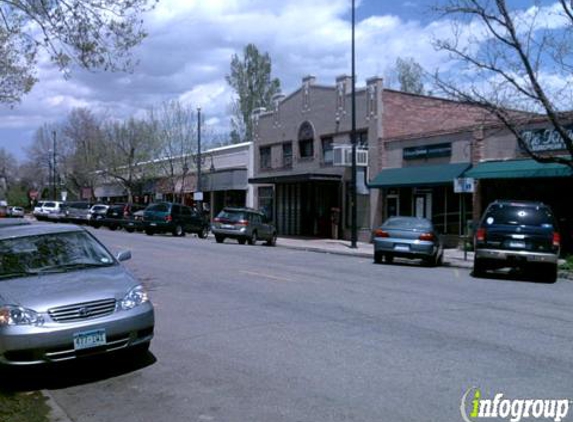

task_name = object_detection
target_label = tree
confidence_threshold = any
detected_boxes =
[99,117,159,202]
[0,0,156,105]
[61,108,104,199]
[25,124,59,198]
[226,43,281,143]
[394,57,426,95]
[432,0,573,168]
[148,100,197,203]
[0,147,17,201]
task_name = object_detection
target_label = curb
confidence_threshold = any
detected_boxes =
[42,390,74,422]
[277,243,474,269]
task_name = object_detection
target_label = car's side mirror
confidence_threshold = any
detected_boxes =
[116,250,132,262]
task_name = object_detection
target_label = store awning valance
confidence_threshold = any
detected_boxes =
[464,159,573,180]
[369,163,470,188]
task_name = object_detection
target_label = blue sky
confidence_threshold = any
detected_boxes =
[0,0,564,160]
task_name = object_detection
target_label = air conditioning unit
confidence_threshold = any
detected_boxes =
[333,145,368,167]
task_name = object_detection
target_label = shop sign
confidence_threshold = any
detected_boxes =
[403,143,451,160]
[521,126,573,152]
[454,177,475,193]
[194,191,204,201]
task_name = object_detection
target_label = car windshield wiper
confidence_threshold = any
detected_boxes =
[35,262,115,273]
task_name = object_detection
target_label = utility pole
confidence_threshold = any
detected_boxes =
[350,0,358,248]
[196,107,202,212]
[53,131,57,201]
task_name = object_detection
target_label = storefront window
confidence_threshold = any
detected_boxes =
[258,187,274,222]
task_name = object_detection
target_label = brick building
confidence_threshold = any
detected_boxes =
[249,75,490,241]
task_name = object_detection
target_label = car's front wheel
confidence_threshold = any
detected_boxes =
[265,232,277,246]
[173,224,184,237]
[248,231,258,245]
[198,226,209,239]
[473,257,487,277]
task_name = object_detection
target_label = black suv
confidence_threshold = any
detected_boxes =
[142,202,209,238]
[473,200,560,282]
[102,203,146,231]
[211,207,277,246]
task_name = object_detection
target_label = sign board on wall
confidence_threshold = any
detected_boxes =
[193,191,204,201]
[454,177,475,193]
[403,143,452,160]
[521,126,573,152]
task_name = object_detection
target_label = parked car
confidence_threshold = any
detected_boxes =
[0,223,154,365]
[142,202,210,237]
[373,216,443,266]
[45,201,67,222]
[32,201,46,220]
[64,201,93,224]
[124,210,145,233]
[7,206,25,218]
[102,203,146,231]
[211,207,277,246]
[87,204,109,228]
[473,200,560,283]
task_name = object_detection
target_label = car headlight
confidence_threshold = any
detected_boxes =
[119,285,149,311]
[0,306,44,326]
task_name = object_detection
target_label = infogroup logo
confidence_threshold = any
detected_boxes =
[461,387,571,422]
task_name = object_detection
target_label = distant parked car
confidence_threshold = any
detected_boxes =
[102,203,146,231]
[0,223,154,365]
[45,201,66,222]
[65,201,93,224]
[211,207,277,246]
[373,216,443,266]
[473,200,560,283]
[32,201,46,220]
[7,206,25,218]
[123,209,145,233]
[142,202,210,238]
[87,204,109,228]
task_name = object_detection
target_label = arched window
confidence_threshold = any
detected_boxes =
[298,122,314,159]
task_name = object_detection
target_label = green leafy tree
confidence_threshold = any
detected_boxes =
[226,44,281,143]
[0,0,156,105]
[395,57,426,95]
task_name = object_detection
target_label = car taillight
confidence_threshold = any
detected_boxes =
[237,219,249,226]
[165,215,172,222]
[373,229,389,238]
[553,232,561,247]
[419,233,435,241]
[476,228,486,241]
[213,217,221,223]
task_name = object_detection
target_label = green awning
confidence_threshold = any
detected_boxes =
[464,159,573,180]
[369,163,470,188]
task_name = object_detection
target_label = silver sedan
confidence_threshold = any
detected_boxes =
[373,216,443,266]
[0,224,154,366]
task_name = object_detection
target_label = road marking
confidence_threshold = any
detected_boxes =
[240,270,293,282]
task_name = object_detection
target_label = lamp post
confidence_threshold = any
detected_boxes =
[52,130,57,201]
[350,0,358,248]
[196,107,202,211]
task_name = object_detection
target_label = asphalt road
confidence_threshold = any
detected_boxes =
[9,228,573,422]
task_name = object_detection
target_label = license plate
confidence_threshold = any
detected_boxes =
[73,329,106,351]
[150,223,157,227]
[509,241,525,248]
[222,224,234,229]
[394,244,410,251]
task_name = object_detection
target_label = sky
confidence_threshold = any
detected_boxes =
[0,0,564,160]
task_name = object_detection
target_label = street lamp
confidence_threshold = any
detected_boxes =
[196,107,203,211]
[350,0,358,248]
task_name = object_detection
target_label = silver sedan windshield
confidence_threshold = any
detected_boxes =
[0,231,115,279]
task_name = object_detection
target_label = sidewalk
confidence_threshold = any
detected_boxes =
[277,236,474,269]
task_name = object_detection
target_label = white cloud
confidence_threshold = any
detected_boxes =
[0,0,568,159]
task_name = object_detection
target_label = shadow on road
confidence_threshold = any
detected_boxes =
[0,350,157,393]
[472,268,556,284]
